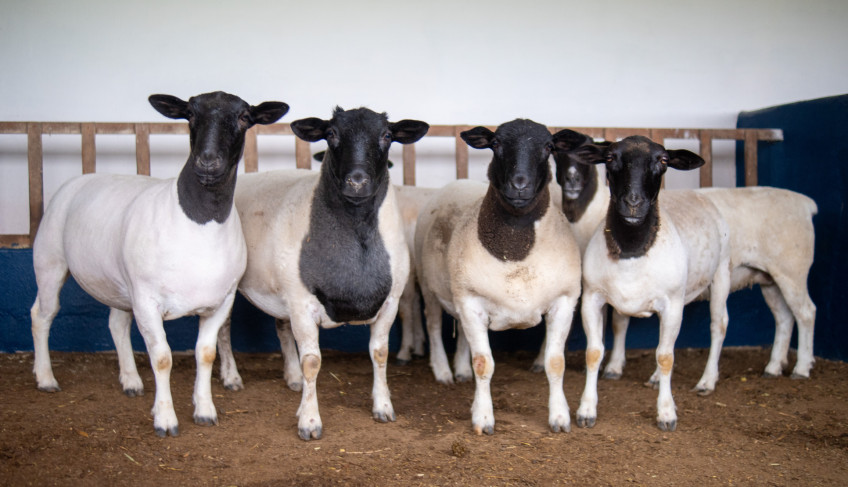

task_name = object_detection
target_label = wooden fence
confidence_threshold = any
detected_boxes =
[0,121,783,248]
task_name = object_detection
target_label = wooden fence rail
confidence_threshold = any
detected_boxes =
[0,121,783,248]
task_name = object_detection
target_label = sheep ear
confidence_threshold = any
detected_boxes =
[149,94,189,120]
[250,102,289,125]
[291,117,329,142]
[666,149,705,171]
[552,129,591,152]
[460,126,495,149]
[389,120,429,144]
[572,144,607,165]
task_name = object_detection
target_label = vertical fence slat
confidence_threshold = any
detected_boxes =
[455,126,469,179]
[744,131,758,187]
[27,123,44,243]
[699,132,713,188]
[244,126,258,173]
[135,123,150,176]
[295,138,311,169]
[402,144,416,186]
[81,123,96,174]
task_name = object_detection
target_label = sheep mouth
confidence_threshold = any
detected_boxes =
[563,188,582,200]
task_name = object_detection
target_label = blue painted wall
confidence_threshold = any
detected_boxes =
[737,94,848,362]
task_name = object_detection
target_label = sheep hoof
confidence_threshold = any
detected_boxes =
[549,420,571,433]
[692,386,714,396]
[372,410,397,423]
[123,387,144,397]
[454,373,472,383]
[38,385,61,393]
[395,358,411,366]
[473,424,495,435]
[603,370,622,380]
[223,381,244,392]
[298,426,322,441]
[529,364,545,374]
[761,371,780,379]
[287,381,303,392]
[657,419,677,432]
[193,415,218,426]
[155,425,179,438]
[643,379,659,390]
[790,372,810,380]
[576,415,596,428]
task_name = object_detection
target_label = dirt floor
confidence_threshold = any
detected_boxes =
[1,347,847,486]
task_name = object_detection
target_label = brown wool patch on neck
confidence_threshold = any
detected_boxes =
[478,185,549,262]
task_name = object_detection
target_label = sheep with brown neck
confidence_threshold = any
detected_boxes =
[414,119,583,435]
[573,134,732,432]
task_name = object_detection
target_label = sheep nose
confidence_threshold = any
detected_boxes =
[623,192,643,208]
[510,174,530,193]
[345,169,370,191]
[196,151,221,170]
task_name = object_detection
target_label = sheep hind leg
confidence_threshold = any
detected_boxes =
[760,283,794,378]
[108,308,144,396]
[31,265,68,393]
[276,318,303,392]
[216,316,244,391]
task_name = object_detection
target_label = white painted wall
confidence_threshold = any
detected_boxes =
[2,0,846,233]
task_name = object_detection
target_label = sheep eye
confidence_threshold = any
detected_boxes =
[383,132,392,141]
[239,113,251,124]
[491,139,500,149]
[659,155,669,165]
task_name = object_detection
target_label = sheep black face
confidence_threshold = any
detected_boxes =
[550,130,607,201]
[291,107,428,203]
[597,135,704,226]
[149,91,289,187]
[462,119,554,211]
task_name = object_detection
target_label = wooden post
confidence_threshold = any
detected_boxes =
[135,123,150,176]
[402,144,415,186]
[81,123,96,174]
[244,126,258,173]
[699,132,713,188]
[295,138,311,169]
[744,131,758,186]
[455,126,469,179]
[27,123,44,243]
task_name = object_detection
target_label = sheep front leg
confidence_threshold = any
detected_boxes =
[108,308,144,396]
[133,304,178,437]
[458,299,495,435]
[576,291,606,428]
[290,310,323,440]
[193,291,236,427]
[655,300,683,432]
[369,300,397,423]
[545,295,578,433]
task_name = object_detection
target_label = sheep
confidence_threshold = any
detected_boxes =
[572,134,732,432]
[29,91,289,437]
[393,184,440,364]
[216,107,429,440]
[547,132,818,387]
[415,119,584,435]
